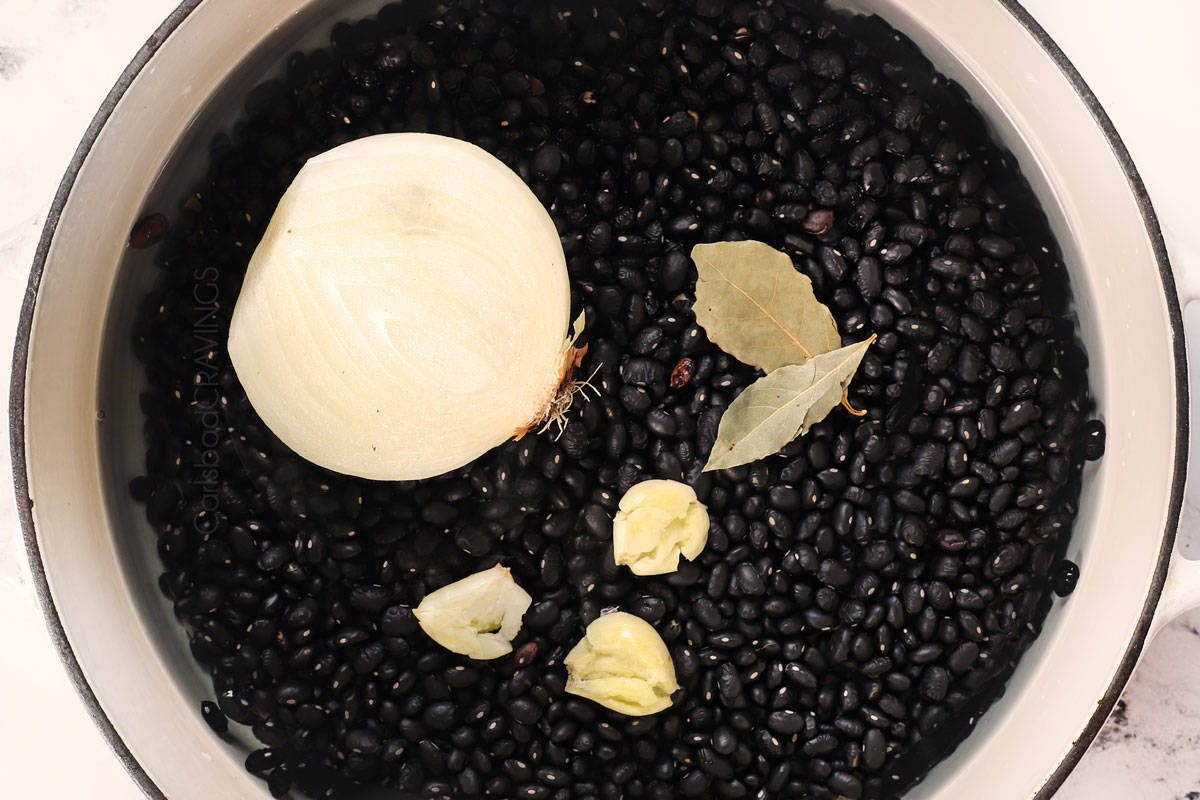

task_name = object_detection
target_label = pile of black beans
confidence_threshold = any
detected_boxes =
[131,0,1103,797]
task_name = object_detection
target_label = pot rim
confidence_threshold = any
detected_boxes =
[7,1,1186,799]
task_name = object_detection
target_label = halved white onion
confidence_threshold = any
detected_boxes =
[229,133,576,480]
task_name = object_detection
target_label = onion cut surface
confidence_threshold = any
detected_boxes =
[229,133,573,480]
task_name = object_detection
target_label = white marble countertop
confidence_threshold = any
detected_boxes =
[1,1,1198,797]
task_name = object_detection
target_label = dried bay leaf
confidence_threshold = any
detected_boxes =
[691,239,874,469]
[692,240,841,372]
[703,336,876,472]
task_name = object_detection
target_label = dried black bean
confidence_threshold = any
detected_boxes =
[200,700,228,734]
[1052,560,1081,596]
[1079,420,1106,461]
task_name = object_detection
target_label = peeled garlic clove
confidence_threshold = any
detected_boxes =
[564,611,679,716]
[413,564,532,660]
[612,479,709,575]
[229,133,579,481]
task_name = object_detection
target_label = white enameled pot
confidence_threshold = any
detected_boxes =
[11,1,1200,798]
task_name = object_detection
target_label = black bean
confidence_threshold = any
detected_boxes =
[1079,420,1106,461]
[978,235,1016,258]
[129,213,169,249]
[802,208,834,234]
[651,251,691,295]
[732,563,765,596]
[1001,401,1040,433]
[1053,561,1080,596]
[930,255,971,279]
[819,247,849,281]
[379,604,417,636]
[200,700,228,734]
[621,357,662,387]
[862,728,886,771]
[716,663,744,705]
[509,698,541,726]
[645,409,677,438]
[990,543,1023,576]
[768,485,802,511]
[586,221,613,254]
[346,727,382,756]
[947,642,980,673]
[948,206,981,230]
[919,666,950,701]
[266,771,291,798]
[423,701,456,732]
[861,162,887,196]
[256,545,289,572]
[818,559,852,588]
[532,144,563,180]
[828,770,864,799]
[661,110,697,137]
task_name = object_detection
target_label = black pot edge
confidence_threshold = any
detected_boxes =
[995,1,1189,797]
[6,2,1186,799]
[8,2,202,798]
